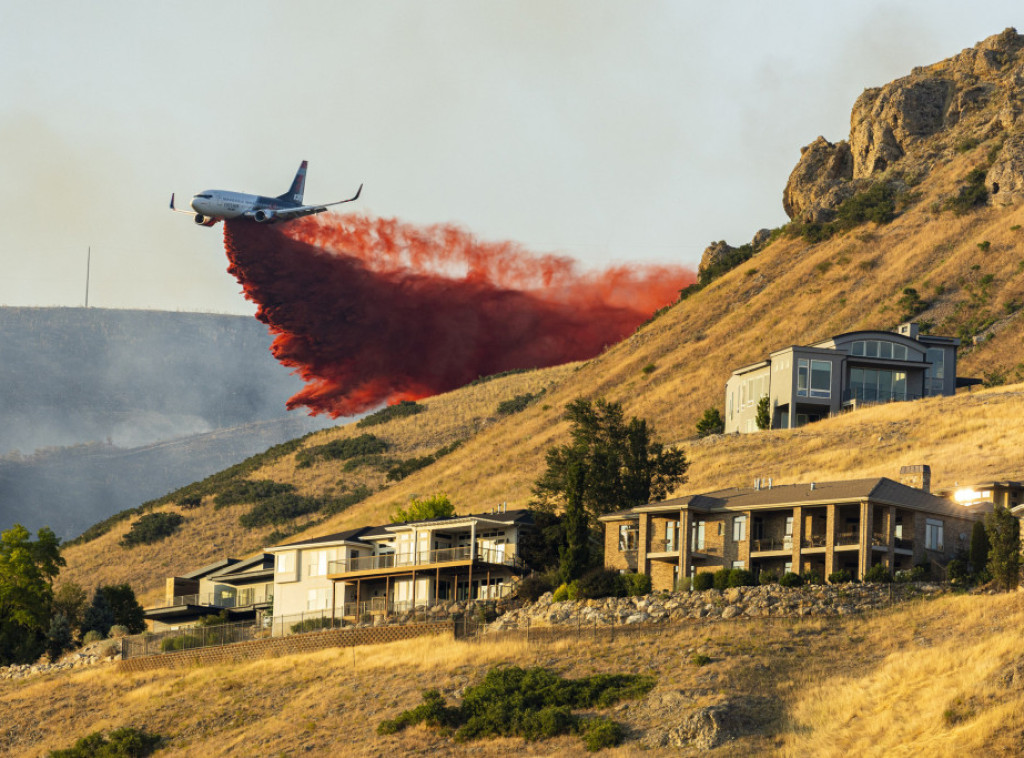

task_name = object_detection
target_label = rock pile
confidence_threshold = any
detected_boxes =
[488,583,945,631]
[0,650,117,681]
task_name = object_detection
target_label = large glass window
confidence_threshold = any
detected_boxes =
[850,368,907,402]
[926,348,946,395]
[692,521,706,551]
[810,360,832,398]
[733,515,747,542]
[797,360,809,396]
[851,340,909,360]
[618,524,638,551]
[925,519,944,551]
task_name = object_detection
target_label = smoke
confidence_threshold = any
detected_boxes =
[223,215,695,417]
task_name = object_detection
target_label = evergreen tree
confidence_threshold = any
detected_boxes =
[100,584,146,634]
[985,504,1021,591]
[755,395,771,430]
[559,457,590,584]
[46,613,73,662]
[82,588,115,638]
[695,407,724,437]
[969,520,990,575]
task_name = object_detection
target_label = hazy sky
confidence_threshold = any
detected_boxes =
[1,2,1021,315]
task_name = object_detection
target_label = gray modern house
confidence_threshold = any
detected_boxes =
[725,323,964,433]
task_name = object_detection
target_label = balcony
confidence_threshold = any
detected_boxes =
[750,537,792,554]
[801,534,828,549]
[835,531,860,547]
[328,545,521,576]
[166,589,274,609]
[842,388,921,405]
[648,538,679,554]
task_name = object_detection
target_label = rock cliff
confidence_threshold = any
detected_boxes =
[785,27,1024,221]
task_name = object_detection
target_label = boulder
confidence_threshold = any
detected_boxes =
[783,136,854,221]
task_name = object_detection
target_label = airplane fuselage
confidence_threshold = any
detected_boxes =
[190,191,299,221]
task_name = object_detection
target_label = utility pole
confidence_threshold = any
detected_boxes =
[85,247,91,308]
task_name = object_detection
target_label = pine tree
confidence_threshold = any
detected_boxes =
[695,407,724,437]
[755,395,771,430]
[46,613,73,662]
[969,520,990,576]
[985,504,1021,591]
[559,457,590,584]
[82,588,115,638]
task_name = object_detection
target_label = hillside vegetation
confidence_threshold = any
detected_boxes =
[60,29,1024,603]
[3,592,1024,755]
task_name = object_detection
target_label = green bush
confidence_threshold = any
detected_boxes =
[119,512,185,548]
[49,726,163,758]
[894,565,928,583]
[552,582,580,602]
[758,570,779,585]
[801,570,823,585]
[582,717,625,751]
[828,569,853,584]
[864,564,893,583]
[385,441,464,482]
[516,574,553,603]
[727,568,756,588]
[675,575,692,592]
[946,558,971,584]
[237,493,325,527]
[712,568,732,591]
[81,630,104,645]
[779,572,803,588]
[295,434,390,468]
[497,391,543,416]
[692,572,714,592]
[620,572,651,597]
[691,653,712,667]
[576,569,624,599]
[945,168,989,215]
[214,479,295,509]
[378,666,654,750]
[108,624,130,638]
[357,400,425,428]
[290,617,338,634]
[695,407,725,437]
[159,634,200,652]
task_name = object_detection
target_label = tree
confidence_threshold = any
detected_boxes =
[985,504,1021,591]
[391,493,456,524]
[695,407,724,437]
[969,520,990,576]
[82,588,115,638]
[533,398,689,522]
[559,458,590,583]
[46,613,73,662]
[52,582,87,634]
[100,583,146,634]
[0,524,65,665]
[755,395,771,430]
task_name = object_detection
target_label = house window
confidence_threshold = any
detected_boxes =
[797,360,809,396]
[692,521,706,551]
[666,521,678,551]
[925,348,946,396]
[925,519,944,551]
[618,524,638,551]
[306,588,327,611]
[732,560,745,569]
[733,515,747,542]
[810,360,831,398]
[276,552,295,573]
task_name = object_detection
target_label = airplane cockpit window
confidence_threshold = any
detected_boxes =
[194,194,213,199]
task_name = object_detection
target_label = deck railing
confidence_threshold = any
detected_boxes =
[166,589,274,609]
[328,545,521,575]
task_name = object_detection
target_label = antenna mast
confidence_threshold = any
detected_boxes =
[85,247,91,308]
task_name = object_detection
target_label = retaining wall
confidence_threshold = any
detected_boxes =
[117,620,453,673]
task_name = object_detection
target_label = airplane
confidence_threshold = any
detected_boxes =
[170,161,362,226]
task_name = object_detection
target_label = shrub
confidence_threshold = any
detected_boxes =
[691,653,712,667]
[108,624,130,638]
[711,568,731,591]
[516,574,553,603]
[296,434,390,468]
[621,572,652,597]
[46,614,74,662]
[357,400,424,428]
[727,568,756,588]
[675,575,692,592]
[946,558,971,584]
[779,572,803,588]
[386,455,435,482]
[119,512,185,548]
[692,572,714,591]
[290,617,338,634]
[895,565,928,583]
[552,582,580,602]
[238,493,325,527]
[801,570,823,585]
[864,564,893,583]
[214,480,295,509]
[160,634,200,652]
[81,630,104,645]
[577,569,624,599]
[758,570,779,585]
[497,391,542,415]
[695,407,725,437]
[640,363,656,376]
[828,569,852,584]
[49,726,163,758]
[945,167,989,215]
[582,717,624,751]
[378,666,654,750]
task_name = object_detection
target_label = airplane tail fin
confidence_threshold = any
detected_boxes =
[278,160,308,204]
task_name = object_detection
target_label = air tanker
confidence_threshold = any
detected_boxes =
[170,161,362,226]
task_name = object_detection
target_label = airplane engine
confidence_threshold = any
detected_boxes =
[194,214,218,227]
[252,209,275,223]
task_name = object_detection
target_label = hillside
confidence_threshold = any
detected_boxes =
[3,591,1023,755]
[60,28,1024,601]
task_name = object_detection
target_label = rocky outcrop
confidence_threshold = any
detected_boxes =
[697,240,736,280]
[784,28,1024,220]
[489,582,945,631]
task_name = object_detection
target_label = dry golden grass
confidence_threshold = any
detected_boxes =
[5,592,1024,755]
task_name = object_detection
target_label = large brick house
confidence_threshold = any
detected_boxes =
[600,475,981,590]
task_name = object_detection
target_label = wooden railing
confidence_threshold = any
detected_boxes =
[328,545,520,575]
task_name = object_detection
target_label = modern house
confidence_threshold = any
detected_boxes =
[267,507,532,629]
[144,553,275,631]
[600,471,981,590]
[938,480,1024,510]
[724,323,968,433]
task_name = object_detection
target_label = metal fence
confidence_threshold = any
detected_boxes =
[122,618,269,658]
[328,545,521,574]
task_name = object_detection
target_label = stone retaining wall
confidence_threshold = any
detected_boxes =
[117,620,454,673]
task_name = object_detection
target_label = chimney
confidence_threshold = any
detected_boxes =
[897,322,919,339]
[899,464,931,493]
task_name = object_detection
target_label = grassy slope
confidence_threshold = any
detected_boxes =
[3,591,1024,756]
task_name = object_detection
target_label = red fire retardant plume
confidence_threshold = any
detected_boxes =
[223,214,695,417]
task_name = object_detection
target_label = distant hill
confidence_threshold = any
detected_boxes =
[61,29,1024,602]
[0,306,317,454]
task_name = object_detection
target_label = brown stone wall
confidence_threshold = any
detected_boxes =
[118,621,453,673]
[649,560,676,592]
[603,519,637,571]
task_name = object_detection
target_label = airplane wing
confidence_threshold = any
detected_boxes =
[251,184,363,222]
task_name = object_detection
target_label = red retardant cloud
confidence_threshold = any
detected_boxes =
[223,214,695,417]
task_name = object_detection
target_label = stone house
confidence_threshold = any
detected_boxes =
[600,475,981,590]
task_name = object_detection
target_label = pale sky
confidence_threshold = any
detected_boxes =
[1,2,1021,315]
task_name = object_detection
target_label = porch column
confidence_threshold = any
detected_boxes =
[331,581,336,622]
[791,506,803,574]
[470,521,477,560]
[679,510,691,582]
[638,514,650,576]
[356,579,361,619]
[858,500,873,579]
[884,505,896,569]
[824,503,836,578]
[385,575,390,618]
[411,569,417,611]
[435,566,440,608]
